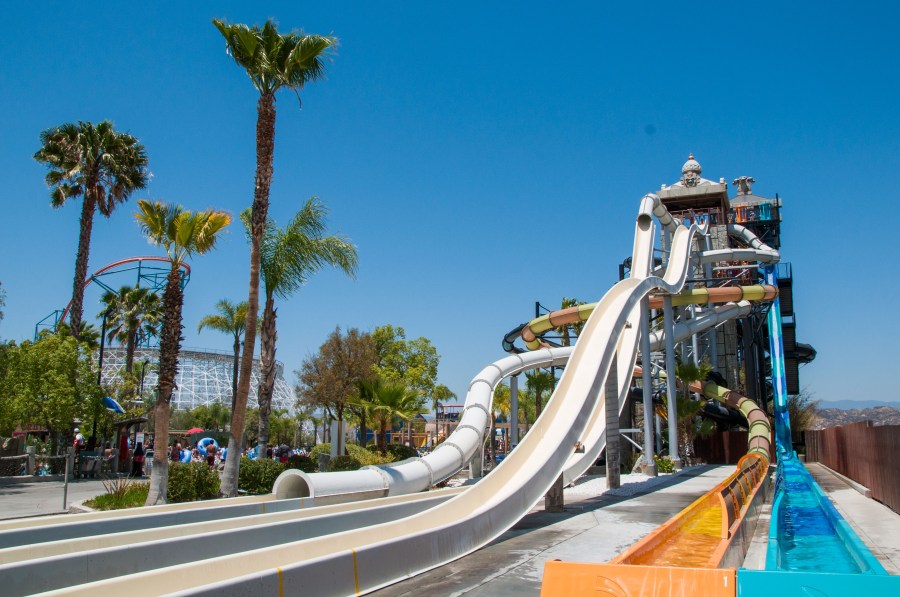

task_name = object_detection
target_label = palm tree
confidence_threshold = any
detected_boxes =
[358,378,422,456]
[56,320,101,350]
[197,299,250,411]
[34,121,149,334]
[136,200,230,505]
[213,18,337,497]
[432,384,456,441]
[674,360,714,464]
[491,383,512,465]
[246,198,358,459]
[525,369,556,421]
[99,285,162,375]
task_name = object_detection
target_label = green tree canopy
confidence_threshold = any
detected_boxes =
[372,325,439,399]
[0,333,101,444]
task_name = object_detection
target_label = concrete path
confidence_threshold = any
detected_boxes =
[0,478,113,520]
[373,465,733,596]
[806,462,900,574]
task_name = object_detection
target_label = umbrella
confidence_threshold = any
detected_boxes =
[186,427,204,434]
[102,396,126,414]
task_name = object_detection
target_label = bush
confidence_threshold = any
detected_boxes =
[309,443,330,460]
[168,462,220,502]
[310,442,389,466]
[327,455,361,472]
[654,455,675,474]
[386,444,419,461]
[85,481,149,510]
[286,454,317,473]
[239,457,286,494]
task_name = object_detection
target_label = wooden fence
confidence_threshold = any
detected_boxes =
[806,421,900,515]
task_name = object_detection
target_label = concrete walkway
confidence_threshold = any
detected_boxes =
[806,462,900,574]
[373,465,733,596]
[0,478,114,520]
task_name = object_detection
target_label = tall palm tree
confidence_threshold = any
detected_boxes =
[246,198,358,459]
[34,121,149,334]
[213,18,337,497]
[136,200,230,505]
[197,299,250,411]
[358,378,422,456]
[99,285,162,375]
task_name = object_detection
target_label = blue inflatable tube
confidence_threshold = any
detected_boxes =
[197,437,218,456]
[179,449,191,463]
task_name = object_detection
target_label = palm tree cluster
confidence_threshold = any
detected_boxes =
[31,18,351,504]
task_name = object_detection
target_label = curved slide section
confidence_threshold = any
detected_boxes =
[43,199,703,596]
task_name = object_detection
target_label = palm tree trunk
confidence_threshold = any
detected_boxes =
[68,193,96,334]
[145,266,183,506]
[222,92,276,497]
[256,295,277,460]
[380,420,388,456]
[230,333,240,412]
[125,324,136,375]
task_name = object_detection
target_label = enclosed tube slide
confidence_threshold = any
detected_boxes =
[510,285,777,352]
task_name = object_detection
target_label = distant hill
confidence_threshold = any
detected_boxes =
[811,405,900,430]
[817,399,900,410]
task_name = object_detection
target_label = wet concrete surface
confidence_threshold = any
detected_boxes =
[373,465,733,596]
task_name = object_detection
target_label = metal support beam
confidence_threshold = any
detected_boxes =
[509,374,519,449]
[639,297,657,476]
[663,295,682,470]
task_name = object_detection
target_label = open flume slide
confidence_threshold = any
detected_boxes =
[0,490,462,595]
[34,196,703,596]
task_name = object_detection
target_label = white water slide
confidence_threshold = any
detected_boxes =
[37,196,778,596]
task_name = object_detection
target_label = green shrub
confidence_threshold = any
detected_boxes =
[85,482,149,510]
[310,442,388,466]
[327,455,361,472]
[347,443,389,466]
[286,454,317,473]
[386,444,418,461]
[168,462,221,502]
[654,454,675,474]
[309,443,330,460]
[239,457,286,494]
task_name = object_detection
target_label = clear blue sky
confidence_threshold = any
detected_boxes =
[1,2,897,405]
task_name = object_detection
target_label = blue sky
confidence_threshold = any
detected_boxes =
[1,2,897,405]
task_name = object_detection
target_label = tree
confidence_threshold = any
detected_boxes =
[431,384,456,441]
[213,18,337,498]
[295,328,376,455]
[357,378,422,456]
[56,320,101,350]
[34,121,149,334]
[372,325,440,398]
[197,299,250,411]
[674,360,714,465]
[525,369,555,421]
[244,199,358,459]
[0,333,100,451]
[99,285,162,375]
[136,200,230,505]
[787,392,819,441]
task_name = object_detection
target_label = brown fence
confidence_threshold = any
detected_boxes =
[806,421,900,515]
